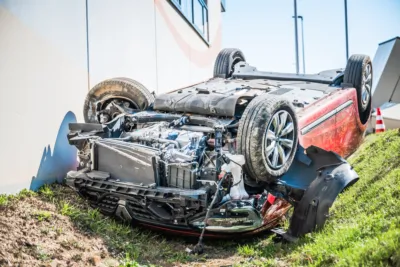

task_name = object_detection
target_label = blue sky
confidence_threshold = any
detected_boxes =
[222,0,400,74]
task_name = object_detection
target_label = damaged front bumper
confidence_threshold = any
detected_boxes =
[65,168,291,236]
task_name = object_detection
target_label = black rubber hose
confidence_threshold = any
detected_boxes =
[193,172,230,254]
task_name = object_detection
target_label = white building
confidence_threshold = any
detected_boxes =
[0,0,226,193]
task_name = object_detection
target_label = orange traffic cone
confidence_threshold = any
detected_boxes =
[375,108,385,133]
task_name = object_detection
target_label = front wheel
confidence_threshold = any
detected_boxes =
[237,95,299,183]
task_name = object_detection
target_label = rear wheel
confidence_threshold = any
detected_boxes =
[343,54,372,123]
[237,95,299,183]
[83,78,154,123]
[213,48,246,78]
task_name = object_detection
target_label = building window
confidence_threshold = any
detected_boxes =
[221,0,226,12]
[170,0,209,43]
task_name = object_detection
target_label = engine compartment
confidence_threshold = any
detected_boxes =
[82,112,250,198]
[67,110,274,230]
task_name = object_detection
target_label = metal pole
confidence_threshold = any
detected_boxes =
[344,0,349,61]
[293,0,300,74]
[299,16,305,74]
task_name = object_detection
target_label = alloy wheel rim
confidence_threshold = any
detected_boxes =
[263,110,295,170]
[361,63,372,109]
[229,54,244,76]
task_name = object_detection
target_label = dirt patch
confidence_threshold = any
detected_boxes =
[0,187,258,267]
[0,196,119,267]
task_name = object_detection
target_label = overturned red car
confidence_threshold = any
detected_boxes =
[66,49,372,246]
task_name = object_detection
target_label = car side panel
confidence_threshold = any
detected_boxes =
[333,89,367,157]
[297,88,367,158]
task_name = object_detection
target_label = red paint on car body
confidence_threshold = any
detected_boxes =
[298,88,368,158]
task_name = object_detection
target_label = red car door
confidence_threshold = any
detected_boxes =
[331,88,367,158]
[297,88,365,158]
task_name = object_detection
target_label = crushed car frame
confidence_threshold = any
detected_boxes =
[66,49,372,248]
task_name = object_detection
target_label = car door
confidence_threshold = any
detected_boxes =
[297,90,344,156]
[332,88,366,158]
[298,88,365,158]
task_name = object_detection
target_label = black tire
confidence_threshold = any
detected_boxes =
[237,95,299,183]
[213,48,246,78]
[83,78,154,123]
[343,54,372,122]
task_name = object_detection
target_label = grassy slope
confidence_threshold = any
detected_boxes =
[237,129,400,267]
[1,129,399,266]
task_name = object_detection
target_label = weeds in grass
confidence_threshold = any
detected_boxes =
[52,226,63,236]
[238,244,258,257]
[120,253,159,267]
[38,184,54,201]
[34,210,52,222]
[0,188,36,207]
[34,245,50,261]
[120,254,142,267]
[0,194,8,206]
[18,188,36,198]
[59,201,78,217]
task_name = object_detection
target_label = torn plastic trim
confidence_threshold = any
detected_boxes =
[277,145,349,193]
[270,146,359,241]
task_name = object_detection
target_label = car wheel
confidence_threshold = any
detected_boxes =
[213,48,246,78]
[83,78,154,123]
[237,95,299,183]
[343,54,372,122]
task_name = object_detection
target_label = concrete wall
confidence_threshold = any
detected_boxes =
[0,0,222,193]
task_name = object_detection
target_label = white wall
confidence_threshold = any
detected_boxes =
[155,0,222,93]
[0,0,88,193]
[0,0,223,193]
[87,0,158,92]
[88,0,222,94]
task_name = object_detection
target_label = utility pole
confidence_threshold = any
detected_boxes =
[292,15,306,74]
[344,0,349,61]
[299,16,305,74]
[293,0,300,74]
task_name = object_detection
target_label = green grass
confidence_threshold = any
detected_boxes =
[235,129,400,266]
[0,188,36,207]
[34,210,52,222]
[0,194,8,206]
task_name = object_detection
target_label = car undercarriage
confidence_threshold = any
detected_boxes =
[65,48,372,251]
